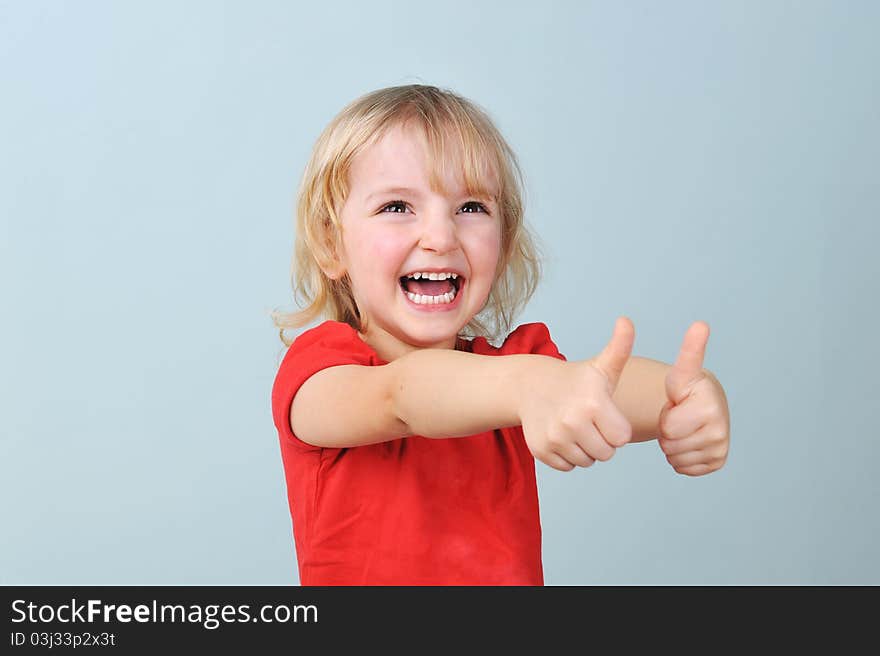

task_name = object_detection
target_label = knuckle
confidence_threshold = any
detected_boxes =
[546,434,564,450]
[594,446,616,462]
[662,440,680,456]
[610,428,632,447]
[559,415,580,433]
[538,449,555,464]
[585,397,602,414]
[576,452,595,468]
[705,430,722,445]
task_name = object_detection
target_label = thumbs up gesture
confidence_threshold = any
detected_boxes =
[519,317,635,472]
[658,322,730,476]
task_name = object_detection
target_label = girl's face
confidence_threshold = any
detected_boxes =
[334,123,502,362]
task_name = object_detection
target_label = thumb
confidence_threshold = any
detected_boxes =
[592,316,635,392]
[665,320,710,405]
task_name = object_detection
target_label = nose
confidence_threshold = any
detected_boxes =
[417,210,460,254]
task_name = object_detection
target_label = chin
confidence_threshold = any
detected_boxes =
[399,323,460,348]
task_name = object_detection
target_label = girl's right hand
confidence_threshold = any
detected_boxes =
[518,317,636,471]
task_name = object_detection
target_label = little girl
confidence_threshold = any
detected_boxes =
[271,84,731,585]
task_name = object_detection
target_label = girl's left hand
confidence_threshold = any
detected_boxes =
[658,322,730,476]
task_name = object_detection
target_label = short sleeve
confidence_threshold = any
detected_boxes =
[506,322,567,360]
[271,320,378,451]
[471,322,567,360]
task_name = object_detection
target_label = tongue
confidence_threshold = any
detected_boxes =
[404,279,454,296]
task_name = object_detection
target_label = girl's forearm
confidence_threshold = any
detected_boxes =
[613,356,671,442]
[387,349,563,439]
[389,350,697,443]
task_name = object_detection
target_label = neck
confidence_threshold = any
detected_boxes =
[357,328,463,362]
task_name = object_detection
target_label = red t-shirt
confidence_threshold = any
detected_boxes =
[271,320,567,585]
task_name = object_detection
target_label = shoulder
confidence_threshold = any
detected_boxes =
[272,320,377,406]
[471,322,567,360]
[287,320,364,353]
[271,320,378,450]
[281,320,376,369]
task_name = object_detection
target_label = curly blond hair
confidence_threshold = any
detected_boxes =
[271,83,544,347]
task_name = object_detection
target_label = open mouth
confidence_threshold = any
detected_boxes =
[398,273,463,305]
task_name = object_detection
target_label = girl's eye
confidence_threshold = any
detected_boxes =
[460,201,489,214]
[378,200,490,214]
[380,200,409,214]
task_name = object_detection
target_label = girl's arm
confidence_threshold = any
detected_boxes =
[388,350,562,439]
[290,350,556,448]
[294,317,637,472]
[292,351,667,448]
[613,356,671,442]
[613,356,721,443]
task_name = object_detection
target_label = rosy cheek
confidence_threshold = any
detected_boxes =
[366,234,406,262]
[345,224,402,265]
[470,226,502,267]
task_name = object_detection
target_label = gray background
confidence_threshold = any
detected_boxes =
[2,0,877,585]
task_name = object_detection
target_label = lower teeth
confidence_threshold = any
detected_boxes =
[406,290,455,305]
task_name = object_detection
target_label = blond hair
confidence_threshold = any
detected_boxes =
[271,84,544,347]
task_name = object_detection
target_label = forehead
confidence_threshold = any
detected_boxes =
[350,123,429,186]
[348,121,498,199]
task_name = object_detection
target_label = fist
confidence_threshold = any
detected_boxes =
[658,321,730,476]
[520,317,635,472]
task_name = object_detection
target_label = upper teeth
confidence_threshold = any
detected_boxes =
[405,272,458,280]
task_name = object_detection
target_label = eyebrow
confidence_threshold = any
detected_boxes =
[366,187,425,203]
[365,186,497,204]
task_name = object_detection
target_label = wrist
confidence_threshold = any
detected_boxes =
[512,354,565,426]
